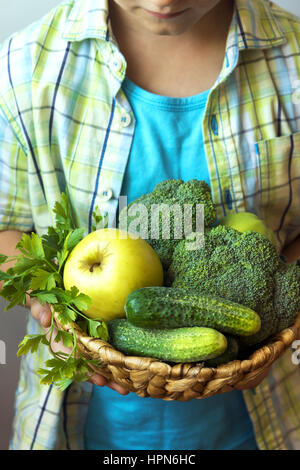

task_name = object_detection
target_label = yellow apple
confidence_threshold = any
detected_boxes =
[218,212,279,250]
[63,228,164,321]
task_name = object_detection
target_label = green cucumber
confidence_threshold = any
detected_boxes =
[205,336,239,367]
[108,319,227,363]
[125,287,261,337]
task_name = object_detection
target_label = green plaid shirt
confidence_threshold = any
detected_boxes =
[1,0,300,450]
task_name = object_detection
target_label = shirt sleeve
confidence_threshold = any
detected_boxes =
[0,106,34,232]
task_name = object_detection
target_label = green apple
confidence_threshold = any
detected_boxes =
[63,228,164,321]
[218,211,279,249]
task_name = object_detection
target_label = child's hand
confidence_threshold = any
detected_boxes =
[29,298,129,396]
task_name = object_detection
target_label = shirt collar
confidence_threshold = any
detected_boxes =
[211,0,287,89]
[62,0,286,49]
[62,0,113,43]
[231,0,286,51]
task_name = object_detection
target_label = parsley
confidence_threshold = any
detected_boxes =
[0,192,109,390]
[92,205,109,232]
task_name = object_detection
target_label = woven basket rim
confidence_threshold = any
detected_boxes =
[52,309,300,379]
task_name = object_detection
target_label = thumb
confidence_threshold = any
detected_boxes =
[30,298,52,328]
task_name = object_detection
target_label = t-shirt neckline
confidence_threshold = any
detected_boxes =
[122,76,210,111]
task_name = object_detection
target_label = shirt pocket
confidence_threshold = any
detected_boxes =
[254,132,300,247]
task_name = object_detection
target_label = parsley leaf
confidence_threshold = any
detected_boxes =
[92,205,109,232]
[88,319,109,341]
[30,270,59,291]
[0,192,110,390]
[17,334,50,356]
[66,228,85,251]
[0,254,8,264]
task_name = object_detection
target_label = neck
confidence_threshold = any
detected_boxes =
[108,0,234,97]
[109,0,234,51]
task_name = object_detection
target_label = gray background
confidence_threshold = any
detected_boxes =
[0,0,300,450]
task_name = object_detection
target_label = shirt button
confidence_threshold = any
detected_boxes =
[120,113,131,128]
[99,188,113,201]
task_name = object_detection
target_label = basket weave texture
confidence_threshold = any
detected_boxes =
[54,311,300,401]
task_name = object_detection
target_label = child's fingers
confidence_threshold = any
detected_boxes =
[30,298,52,328]
[87,373,108,386]
[88,373,129,395]
[106,381,130,395]
[30,301,130,395]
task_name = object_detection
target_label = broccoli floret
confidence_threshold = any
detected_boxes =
[175,179,216,227]
[169,225,292,347]
[119,179,216,269]
[273,263,300,331]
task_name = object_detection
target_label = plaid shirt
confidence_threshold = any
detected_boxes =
[1,0,300,450]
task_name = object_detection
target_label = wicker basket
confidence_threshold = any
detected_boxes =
[53,311,300,401]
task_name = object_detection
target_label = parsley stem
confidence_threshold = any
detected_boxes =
[43,258,61,274]
[68,304,103,323]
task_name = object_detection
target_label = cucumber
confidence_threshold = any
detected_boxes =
[205,336,239,367]
[108,319,227,363]
[125,287,261,337]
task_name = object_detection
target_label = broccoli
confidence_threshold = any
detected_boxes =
[119,179,299,350]
[119,179,216,270]
[273,263,300,331]
[168,225,300,348]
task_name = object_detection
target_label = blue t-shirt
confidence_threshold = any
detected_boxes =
[84,77,257,450]
[120,77,211,204]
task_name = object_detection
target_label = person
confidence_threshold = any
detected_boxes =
[0,0,300,450]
